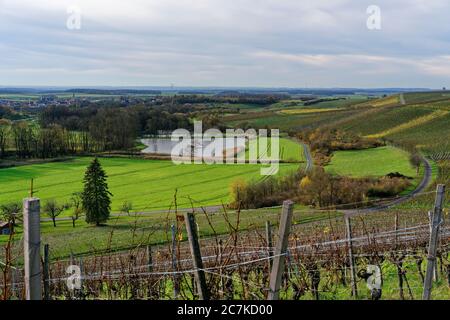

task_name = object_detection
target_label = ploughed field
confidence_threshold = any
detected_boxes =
[0,157,300,214]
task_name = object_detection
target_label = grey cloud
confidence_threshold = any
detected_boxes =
[0,0,449,87]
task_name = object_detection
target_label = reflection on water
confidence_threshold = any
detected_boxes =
[141,138,246,158]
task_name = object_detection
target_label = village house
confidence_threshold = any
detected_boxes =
[0,221,12,235]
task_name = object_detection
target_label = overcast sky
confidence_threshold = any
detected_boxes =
[0,0,449,88]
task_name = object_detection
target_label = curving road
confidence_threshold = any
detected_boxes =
[302,143,314,172]
[289,137,313,172]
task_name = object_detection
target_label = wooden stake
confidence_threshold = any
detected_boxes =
[79,257,84,299]
[184,212,209,300]
[394,213,399,245]
[43,244,50,300]
[171,224,179,298]
[266,221,273,270]
[423,184,445,300]
[428,211,439,282]
[218,239,224,295]
[268,200,294,300]
[10,268,16,299]
[345,216,358,298]
[147,245,153,273]
[23,197,42,300]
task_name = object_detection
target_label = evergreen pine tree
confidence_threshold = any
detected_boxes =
[82,158,112,226]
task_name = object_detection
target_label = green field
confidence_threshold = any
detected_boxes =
[325,146,416,178]
[278,138,304,162]
[0,157,299,213]
[242,137,304,163]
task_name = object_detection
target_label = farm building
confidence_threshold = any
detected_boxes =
[0,221,12,235]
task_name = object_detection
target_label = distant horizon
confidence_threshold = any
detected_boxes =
[0,85,438,91]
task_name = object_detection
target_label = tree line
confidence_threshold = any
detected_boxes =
[297,128,383,165]
[0,105,192,159]
[165,93,287,105]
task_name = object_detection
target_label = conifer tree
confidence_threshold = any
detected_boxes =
[82,158,112,226]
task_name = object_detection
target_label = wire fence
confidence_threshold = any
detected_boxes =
[1,187,448,299]
[1,202,449,300]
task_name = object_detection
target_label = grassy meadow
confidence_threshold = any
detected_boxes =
[242,137,304,163]
[0,157,300,214]
[325,146,416,178]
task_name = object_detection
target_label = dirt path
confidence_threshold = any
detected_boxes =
[288,137,313,172]
[399,93,406,105]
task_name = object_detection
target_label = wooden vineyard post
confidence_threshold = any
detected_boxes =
[146,245,156,299]
[171,224,179,298]
[394,213,399,245]
[43,244,50,300]
[78,257,84,299]
[148,246,153,272]
[184,212,210,300]
[428,211,439,282]
[423,184,446,300]
[266,221,273,270]
[69,252,75,300]
[10,268,16,299]
[218,239,224,295]
[345,216,358,298]
[268,200,294,300]
[23,197,42,300]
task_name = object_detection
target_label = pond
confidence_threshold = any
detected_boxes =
[140,137,247,158]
